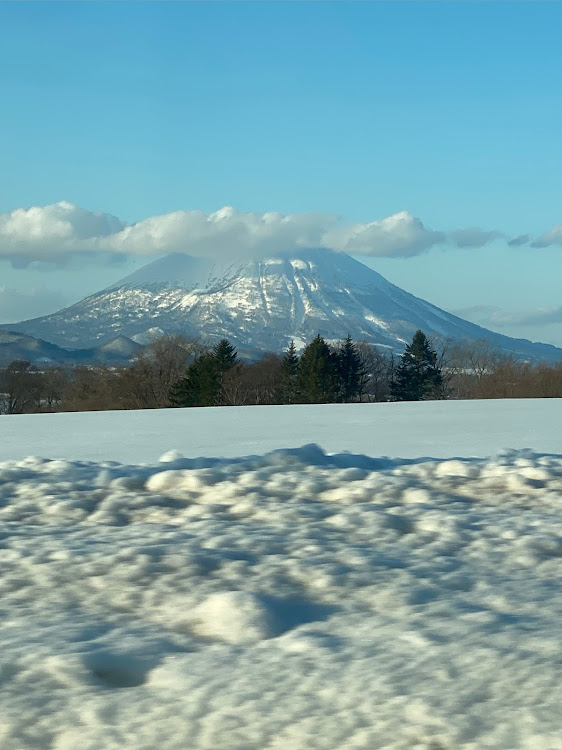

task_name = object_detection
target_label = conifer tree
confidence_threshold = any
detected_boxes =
[213,339,239,372]
[295,334,338,403]
[279,340,299,403]
[212,338,240,405]
[390,330,443,401]
[170,339,239,407]
[335,334,365,402]
[169,352,221,407]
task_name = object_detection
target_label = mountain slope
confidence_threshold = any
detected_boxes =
[3,249,562,362]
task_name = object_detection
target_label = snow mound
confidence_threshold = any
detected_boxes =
[194,592,276,644]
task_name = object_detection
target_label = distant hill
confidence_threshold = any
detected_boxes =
[0,330,143,366]
[3,248,562,362]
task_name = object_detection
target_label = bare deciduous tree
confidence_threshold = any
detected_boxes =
[221,353,283,406]
[40,367,68,411]
[113,334,205,409]
[0,360,43,414]
[60,366,122,412]
[355,342,393,402]
[433,338,511,399]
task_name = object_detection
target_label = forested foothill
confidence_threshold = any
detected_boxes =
[1,330,562,415]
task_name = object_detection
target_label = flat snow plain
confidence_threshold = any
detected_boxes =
[1,399,562,750]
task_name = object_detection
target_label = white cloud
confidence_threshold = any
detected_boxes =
[0,203,343,265]
[324,210,444,258]
[0,201,125,266]
[0,201,515,266]
[104,206,339,259]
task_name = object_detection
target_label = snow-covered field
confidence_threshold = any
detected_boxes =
[1,400,562,749]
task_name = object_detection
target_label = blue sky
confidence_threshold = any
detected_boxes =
[1,1,562,345]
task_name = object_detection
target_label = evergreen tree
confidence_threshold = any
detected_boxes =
[212,339,239,405]
[213,339,239,372]
[390,330,443,401]
[169,353,221,407]
[279,340,299,403]
[335,334,365,402]
[170,339,239,407]
[295,335,338,403]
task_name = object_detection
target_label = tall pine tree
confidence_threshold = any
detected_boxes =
[295,335,338,403]
[169,353,221,406]
[213,338,240,405]
[170,339,239,407]
[279,340,299,404]
[335,334,365,402]
[390,330,443,401]
[213,339,239,371]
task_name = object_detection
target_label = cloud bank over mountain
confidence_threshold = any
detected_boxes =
[0,203,447,264]
[0,201,557,267]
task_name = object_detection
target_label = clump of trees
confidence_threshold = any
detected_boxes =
[170,334,366,407]
[2,330,562,415]
[0,360,68,414]
[290,334,366,404]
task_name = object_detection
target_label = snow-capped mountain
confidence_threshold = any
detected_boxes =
[4,249,562,361]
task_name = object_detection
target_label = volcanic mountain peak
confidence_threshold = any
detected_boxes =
[2,249,562,362]
[106,248,394,295]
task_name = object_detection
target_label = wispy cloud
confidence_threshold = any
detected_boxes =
[453,304,562,330]
[0,285,68,323]
[0,201,535,267]
[507,234,531,247]
[531,224,562,248]
[449,228,503,248]
[508,306,562,327]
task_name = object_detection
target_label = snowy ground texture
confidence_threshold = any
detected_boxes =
[1,401,562,749]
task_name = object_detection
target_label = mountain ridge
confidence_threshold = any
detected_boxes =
[0,330,143,366]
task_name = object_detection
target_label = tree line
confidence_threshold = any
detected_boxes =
[2,330,562,414]
[169,333,377,407]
